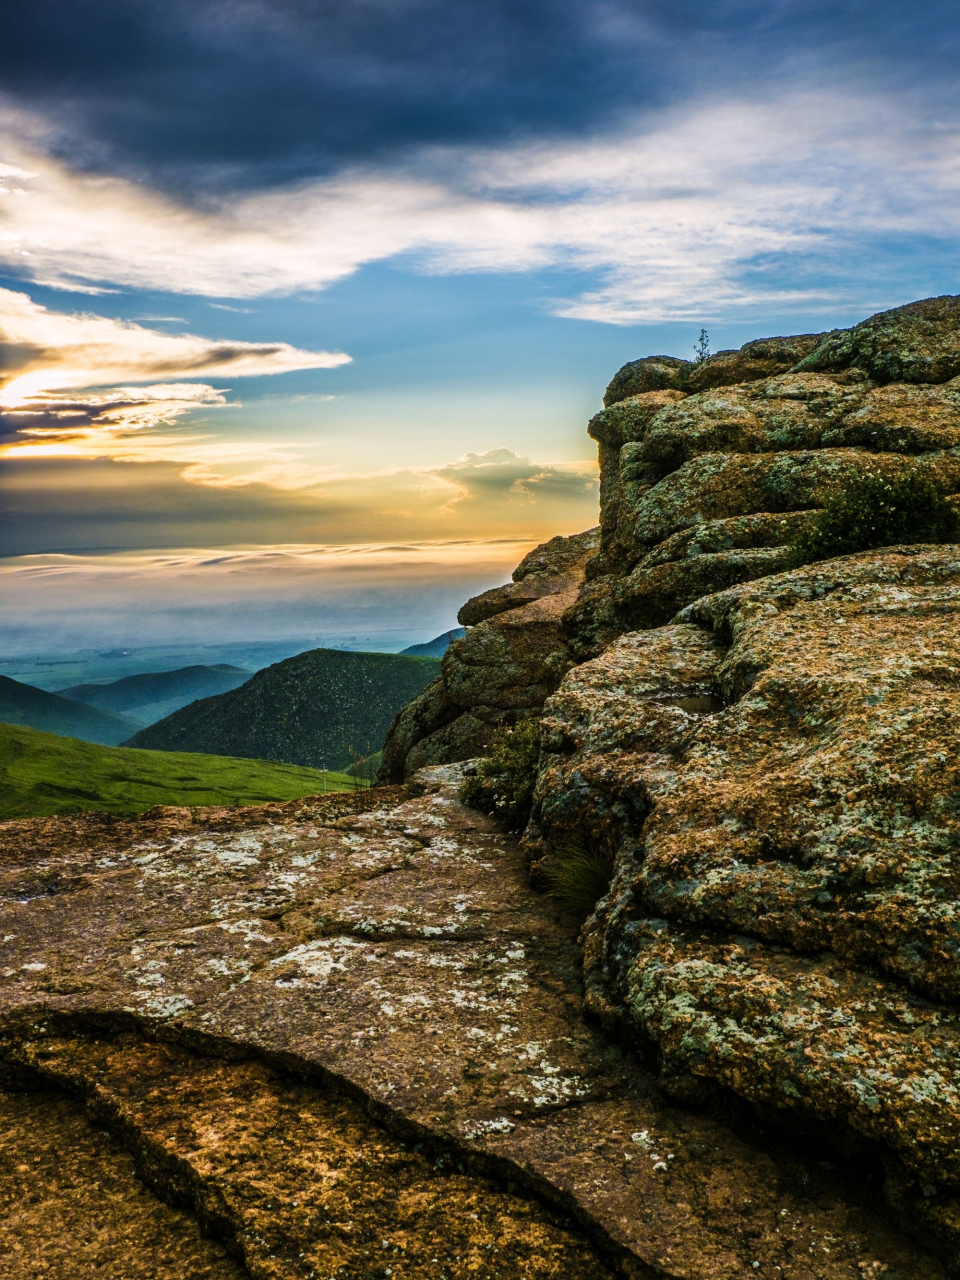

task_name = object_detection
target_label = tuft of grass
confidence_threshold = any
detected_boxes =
[460,717,541,833]
[788,471,960,568]
[0,721,356,820]
[540,837,618,921]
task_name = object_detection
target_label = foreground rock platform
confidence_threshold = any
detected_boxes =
[0,779,944,1277]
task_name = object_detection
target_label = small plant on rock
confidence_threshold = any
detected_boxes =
[460,716,541,833]
[787,471,960,568]
[541,835,618,921]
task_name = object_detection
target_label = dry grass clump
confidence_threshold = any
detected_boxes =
[541,836,618,921]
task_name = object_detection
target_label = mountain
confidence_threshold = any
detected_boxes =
[0,674,141,746]
[60,663,251,726]
[0,721,355,819]
[400,628,466,658]
[124,647,441,769]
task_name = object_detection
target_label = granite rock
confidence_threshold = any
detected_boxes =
[603,356,690,406]
[534,547,960,1256]
[796,296,960,385]
[378,529,598,781]
[684,333,830,393]
[0,780,943,1279]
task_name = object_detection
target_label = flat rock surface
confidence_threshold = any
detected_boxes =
[0,1088,243,1279]
[0,780,944,1278]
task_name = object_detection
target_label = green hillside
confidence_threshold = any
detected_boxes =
[0,721,355,820]
[0,675,141,746]
[125,647,440,769]
[401,628,465,657]
[60,663,251,725]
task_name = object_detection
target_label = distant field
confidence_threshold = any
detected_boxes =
[0,721,357,820]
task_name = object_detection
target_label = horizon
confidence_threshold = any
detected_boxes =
[2,0,959,653]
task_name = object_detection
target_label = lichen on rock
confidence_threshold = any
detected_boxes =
[377,292,960,1264]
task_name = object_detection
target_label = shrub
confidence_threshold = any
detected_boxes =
[788,471,960,568]
[540,836,617,921]
[460,716,541,833]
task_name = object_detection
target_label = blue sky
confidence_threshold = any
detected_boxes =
[1,0,959,649]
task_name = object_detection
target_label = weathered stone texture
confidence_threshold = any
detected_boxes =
[602,355,690,406]
[570,368,960,657]
[0,778,942,1278]
[683,333,830,393]
[378,529,598,781]
[0,1089,243,1279]
[535,547,960,1255]
[796,295,960,384]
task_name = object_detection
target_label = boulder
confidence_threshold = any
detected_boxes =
[602,355,689,406]
[535,547,960,1254]
[378,529,599,780]
[796,295,960,384]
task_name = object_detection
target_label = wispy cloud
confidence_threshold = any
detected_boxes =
[0,541,544,649]
[2,90,960,321]
[428,448,597,506]
[0,286,350,454]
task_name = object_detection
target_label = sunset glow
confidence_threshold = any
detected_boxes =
[2,0,958,649]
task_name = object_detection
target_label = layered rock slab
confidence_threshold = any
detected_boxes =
[0,781,940,1278]
[377,529,598,782]
[0,1089,243,1279]
[3,1035,612,1280]
[534,546,960,1255]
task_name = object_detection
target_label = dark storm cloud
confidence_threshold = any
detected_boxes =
[5,0,957,189]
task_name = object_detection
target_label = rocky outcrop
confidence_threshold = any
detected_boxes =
[0,776,944,1278]
[377,293,960,1264]
[377,529,598,781]
[795,295,960,384]
[383,297,960,783]
[533,545,960,1256]
[568,321,960,659]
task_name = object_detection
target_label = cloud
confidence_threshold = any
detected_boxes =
[0,540,544,651]
[428,448,597,505]
[0,286,350,456]
[0,287,350,396]
[3,89,960,321]
[1,445,600,556]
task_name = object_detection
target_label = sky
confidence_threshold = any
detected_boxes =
[2,0,960,653]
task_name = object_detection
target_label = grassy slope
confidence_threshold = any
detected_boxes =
[125,647,441,769]
[0,721,356,820]
[0,675,141,746]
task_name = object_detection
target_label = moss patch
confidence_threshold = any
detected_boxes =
[788,470,960,566]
